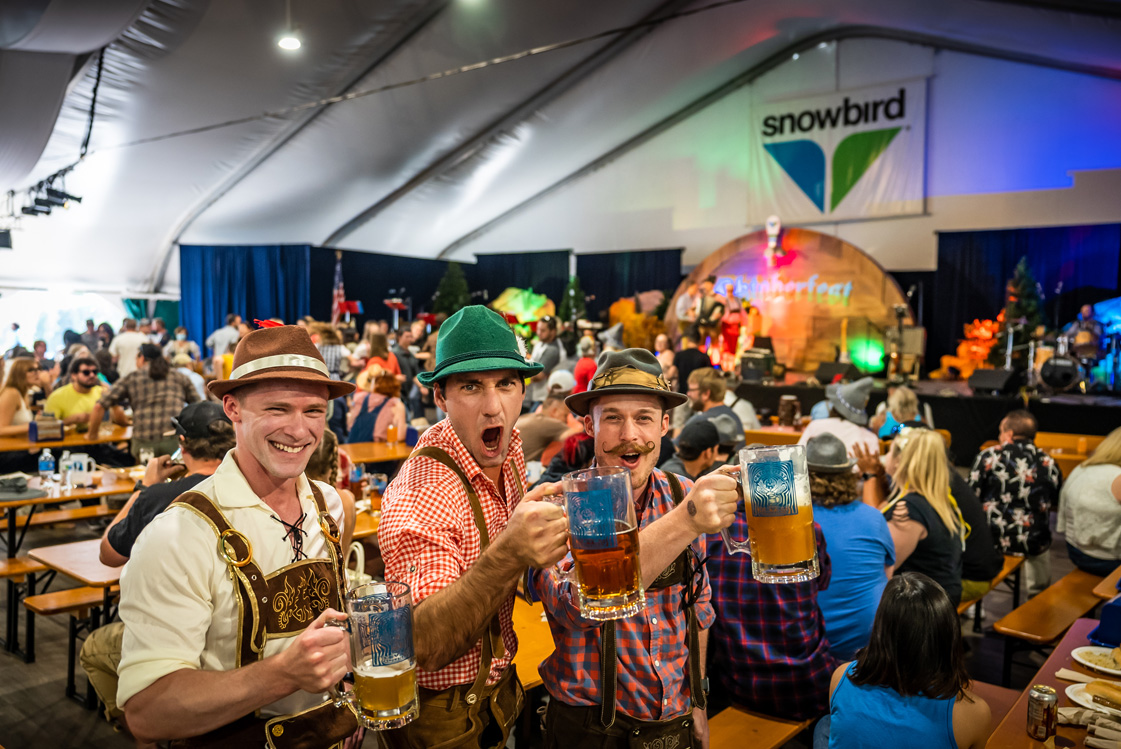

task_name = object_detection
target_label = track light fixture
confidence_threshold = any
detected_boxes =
[45,188,81,206]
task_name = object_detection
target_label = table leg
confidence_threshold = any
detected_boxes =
[1002,637,1014,687]
[5,506,15,558]
[101,586,112,628]
[23,571,36,664]
[1012,567,1022,609]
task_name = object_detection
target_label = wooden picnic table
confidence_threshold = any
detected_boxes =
[978,440,1086,478]
[512,595,554,691]
[0,423,132,453]
[985,617,1103,748]
[339,442,413,465]
[1093,565,1121,600]
[1,476,133,558]
[743,426,802,446]
[28,539,120,629]
[353,511,379,541]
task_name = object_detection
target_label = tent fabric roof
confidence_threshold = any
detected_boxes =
[3,0,1121,295]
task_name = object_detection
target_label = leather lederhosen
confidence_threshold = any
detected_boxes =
[593,472,707,731]
[378,446,524,749]
[168,481,358,749]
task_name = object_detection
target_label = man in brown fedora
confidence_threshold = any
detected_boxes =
[529,348,740,748]
[115,324,364,747]
[379,305,569,748]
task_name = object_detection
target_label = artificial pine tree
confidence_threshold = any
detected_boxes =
[558,275,586,323]
[989,256,1044,367]
[432,262,471,316]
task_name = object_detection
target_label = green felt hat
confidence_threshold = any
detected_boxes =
[417,305,543,386]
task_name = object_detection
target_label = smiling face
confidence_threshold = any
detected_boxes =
[586,394,668,492]
[223,380,329,481]
[435,370,525,477]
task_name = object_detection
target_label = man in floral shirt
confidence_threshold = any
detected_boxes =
[969,410,1062,597]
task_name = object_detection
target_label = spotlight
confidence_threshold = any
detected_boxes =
[21,206,47,216]
[278,30,302,50]
[45,188,81,206]
[34,198,54,213]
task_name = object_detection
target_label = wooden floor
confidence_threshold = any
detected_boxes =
[0,496,1080,749]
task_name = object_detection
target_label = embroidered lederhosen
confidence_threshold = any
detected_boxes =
[169,482,358,749]
[598,472,707,729]
[379,446,524,748]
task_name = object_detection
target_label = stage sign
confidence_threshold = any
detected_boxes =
[667,228,913,374]
[747,80,927,223]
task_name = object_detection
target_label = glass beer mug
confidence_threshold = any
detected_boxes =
[330,581,419,729]
[721,444,819,584]
[552,466,645,620]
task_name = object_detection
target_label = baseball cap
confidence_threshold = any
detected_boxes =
[675,418,720,452]
[547,369,577,394]
[170,401,231,439]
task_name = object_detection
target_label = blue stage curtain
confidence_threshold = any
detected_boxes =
[576,249,684,319]
[309,247,450,329]
[929,224,1121,364]
[180,245,310,355]
[466,250,570,307]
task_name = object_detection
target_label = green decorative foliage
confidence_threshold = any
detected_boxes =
[558,275,586,323]
[432,262,472,316]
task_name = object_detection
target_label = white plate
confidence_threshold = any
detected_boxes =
[1072,646,1121,676]
[1066,683,1121,717]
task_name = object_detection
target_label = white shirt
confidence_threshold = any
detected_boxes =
[797,417,880,461]
[1058,464,1121,561]
[675,292,698,322]
[109,331,148,377]
[724,391,761,430]
[117,450,345,717]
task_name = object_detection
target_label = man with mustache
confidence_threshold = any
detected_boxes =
[530,349,740,748]
[379,305,569,748]
[115,325,363,747]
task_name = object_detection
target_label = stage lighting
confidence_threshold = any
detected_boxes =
[21,206,43,216]
[278,30,301,50]
[45,188,81,206]
[34,198,53,213]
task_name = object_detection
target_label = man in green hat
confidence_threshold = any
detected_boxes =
[379,305,570,748]
[529,348,740,748]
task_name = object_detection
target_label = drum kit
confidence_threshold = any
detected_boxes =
[1029,327,1121,393]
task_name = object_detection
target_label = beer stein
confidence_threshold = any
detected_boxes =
[553,466,645,621]
[721,444,819,583]
[330,581,418,729]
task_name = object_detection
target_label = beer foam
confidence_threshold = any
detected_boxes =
[355,659,413,677]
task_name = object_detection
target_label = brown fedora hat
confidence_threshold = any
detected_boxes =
[207,325,355,399]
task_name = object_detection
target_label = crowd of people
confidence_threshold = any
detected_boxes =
[3,300,1121,749]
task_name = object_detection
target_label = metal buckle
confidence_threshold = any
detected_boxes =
[318,512,340,544]
[217,528,253,568]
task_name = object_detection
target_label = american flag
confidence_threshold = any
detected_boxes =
[330,253,345,325]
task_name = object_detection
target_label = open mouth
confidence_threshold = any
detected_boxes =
[269,440,307,455]
[481,426,502,454]
[617,451,642,470]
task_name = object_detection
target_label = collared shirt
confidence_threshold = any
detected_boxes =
[706,522,836,721]
[969,440,1063,556]
[529,468,715,721]
[206,325,240,357]
[98,368,199,441]
[116,450,345,716]
[379,419,527,691]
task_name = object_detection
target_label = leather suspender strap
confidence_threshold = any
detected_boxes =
[598,472,704,728]
[409,446,506,701]
[308,482,347,606]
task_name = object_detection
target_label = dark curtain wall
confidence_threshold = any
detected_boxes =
[924,224,1121,364]
[465,250,570,306]
[309,247,449,329]
[180,245,310,354]
[576,248,684,319]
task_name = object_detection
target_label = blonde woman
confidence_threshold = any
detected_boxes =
[876,386,925,438]
[865,429,965,604]
[1058,428,1121,576]
[0,358,45,436]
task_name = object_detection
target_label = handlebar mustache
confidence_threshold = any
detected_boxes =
[604,441,657,456]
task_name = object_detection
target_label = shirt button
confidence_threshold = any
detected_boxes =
[654,659,661,666]
[409,565,416,573]
[651,617,658,624]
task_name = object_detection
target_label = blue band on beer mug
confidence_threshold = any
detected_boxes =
[356,607,413,667]
[569,489,617,549]
[747,460,798,518]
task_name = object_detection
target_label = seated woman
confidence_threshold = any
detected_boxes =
[808,434,895,660]
[817,572,990,749]
[1059,427,1121,576]
[0,358,45,437]
[347,367,407,444]
[860,428,964,605]
[162,327,201,361]
[874,385,925,439]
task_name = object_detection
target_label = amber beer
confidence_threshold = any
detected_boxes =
[571,524,641,615]
[721,444,820,583]
[353,660,418,723]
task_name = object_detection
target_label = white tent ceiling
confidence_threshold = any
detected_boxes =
[3,0,1121,295]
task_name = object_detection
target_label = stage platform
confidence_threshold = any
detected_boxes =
[734,379,1121,466]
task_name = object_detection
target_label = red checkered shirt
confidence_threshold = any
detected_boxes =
[529,468,715,721]
[379,419,526,690]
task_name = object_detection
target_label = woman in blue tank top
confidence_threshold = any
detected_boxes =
[816,572,990,749]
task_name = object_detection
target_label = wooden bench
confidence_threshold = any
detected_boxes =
[970,680,1019,735]
[992,569,1104,685]
[956,555,1025,632]
[0,504,117,532]
[24,586,119,708]
[0,556,48,662]
[709,705,811,749]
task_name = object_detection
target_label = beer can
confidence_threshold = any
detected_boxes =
[1026,684,1058,740]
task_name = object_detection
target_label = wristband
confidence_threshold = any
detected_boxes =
[861,472,879,481]
[133,480,147,492]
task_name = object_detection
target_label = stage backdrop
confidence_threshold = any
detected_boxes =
[747,80,927,224]
[666,228,912,373]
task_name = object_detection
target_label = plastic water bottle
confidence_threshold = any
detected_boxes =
[38,449,55,484]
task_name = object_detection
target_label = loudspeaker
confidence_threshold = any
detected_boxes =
[814,362,862,383]
[968,368,1019,395]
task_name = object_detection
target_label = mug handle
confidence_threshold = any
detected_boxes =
[719,467,752,556]
[324,619,359,714]
[543,493,574,584]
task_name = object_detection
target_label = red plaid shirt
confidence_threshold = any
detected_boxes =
[529,468,715,721]
[379,420,527,690]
